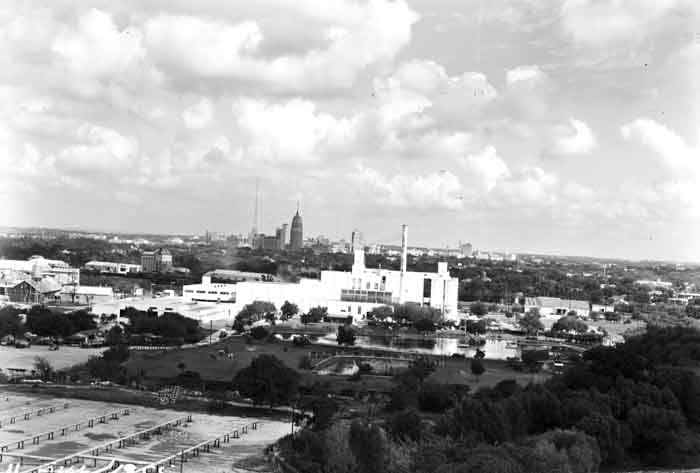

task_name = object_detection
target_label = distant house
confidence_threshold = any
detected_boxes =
[591,304,615,314]
[2,278,62,304]
[65,329,105,347]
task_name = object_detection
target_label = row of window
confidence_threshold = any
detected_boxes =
[340,289,393,304]
[184,289,232,296]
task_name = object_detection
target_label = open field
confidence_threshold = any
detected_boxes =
[125,336,549,393]
[0,345,107,372]
[0,393,287,472]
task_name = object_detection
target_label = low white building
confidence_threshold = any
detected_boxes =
[634,279,673,289]
[84,261,142,274]
[524,297,591,329]
[60,285,115,305]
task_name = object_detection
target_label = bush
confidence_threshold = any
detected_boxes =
[249,326,270,340]
[389,409,423,441]
[337,324,356,345]
[418,384,454,413]
[414,318,436,332]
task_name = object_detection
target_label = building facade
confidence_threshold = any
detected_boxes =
[141,249,173,273]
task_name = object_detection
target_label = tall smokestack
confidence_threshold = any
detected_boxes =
[401,224,408,273]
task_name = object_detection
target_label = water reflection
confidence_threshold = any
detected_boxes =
[315,334,520,360]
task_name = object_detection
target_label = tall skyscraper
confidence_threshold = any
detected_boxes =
[290,202,303,250]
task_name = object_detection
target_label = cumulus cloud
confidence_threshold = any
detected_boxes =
[353,167,464,210]
[143,0,418,91]
[621,118,699,175]
[182,98,214,129]
[550,118,597,155]
[560,0,694,47]
[56,123,138,174]
[506,65,545,85]
[234,98,358,162]
[460,146,511,191]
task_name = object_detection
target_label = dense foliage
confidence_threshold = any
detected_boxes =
[233,354,300,406]
[25,306,96,337]
[0,306,25,338]
[121,307,201,343]
[279,327,700,472]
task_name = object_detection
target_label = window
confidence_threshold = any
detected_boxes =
[423,278,432,298]
[357,306,361,315]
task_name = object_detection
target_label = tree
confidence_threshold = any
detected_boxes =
[349,421,388,473]
[0,306,25,338]
[369,305,394,321]
[105,326,123,346]
[552,315,588,334]
[336,324,356,345]
[233,355,299,406]
[471,358,485,382]
[388,409,422,441]
[250,325,270,340]
[470,302,488,316]
[394,303,443,324]
[280,301,299,320]
[302,306,327,324]
[235,301,276,326]
[414,318,436,332]
[519,309,544,335]
[33,356,54,381]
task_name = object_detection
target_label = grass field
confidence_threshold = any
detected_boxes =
[0,393,287,472]
[124,336,343,382]
[124,336,547,394]
[0,345,106,372]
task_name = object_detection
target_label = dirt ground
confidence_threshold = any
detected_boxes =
[0,393,287,472]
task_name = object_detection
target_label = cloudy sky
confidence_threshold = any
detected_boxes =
[1,0,699,261]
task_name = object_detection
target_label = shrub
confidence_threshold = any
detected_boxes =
[250,326,269,340]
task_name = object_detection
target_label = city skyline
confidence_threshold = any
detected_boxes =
[2,0,699,261]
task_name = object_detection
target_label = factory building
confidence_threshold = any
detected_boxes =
[141,248,172,273]
[0,256,80,286]
[180,225,459,323]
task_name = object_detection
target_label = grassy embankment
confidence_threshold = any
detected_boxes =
[124,336,550,392]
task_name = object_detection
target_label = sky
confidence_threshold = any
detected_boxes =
[1,0,699,261]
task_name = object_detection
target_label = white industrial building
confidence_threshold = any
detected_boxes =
[181,225,459,324]
[84,261,142,274]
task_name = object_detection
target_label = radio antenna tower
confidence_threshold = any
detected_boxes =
[252,178,259,235]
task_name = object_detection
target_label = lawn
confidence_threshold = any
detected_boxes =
[427,359,551,389]
[124,336,543,394]
[124,336,341,382]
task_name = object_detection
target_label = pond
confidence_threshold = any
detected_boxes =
[314,333,521,360]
